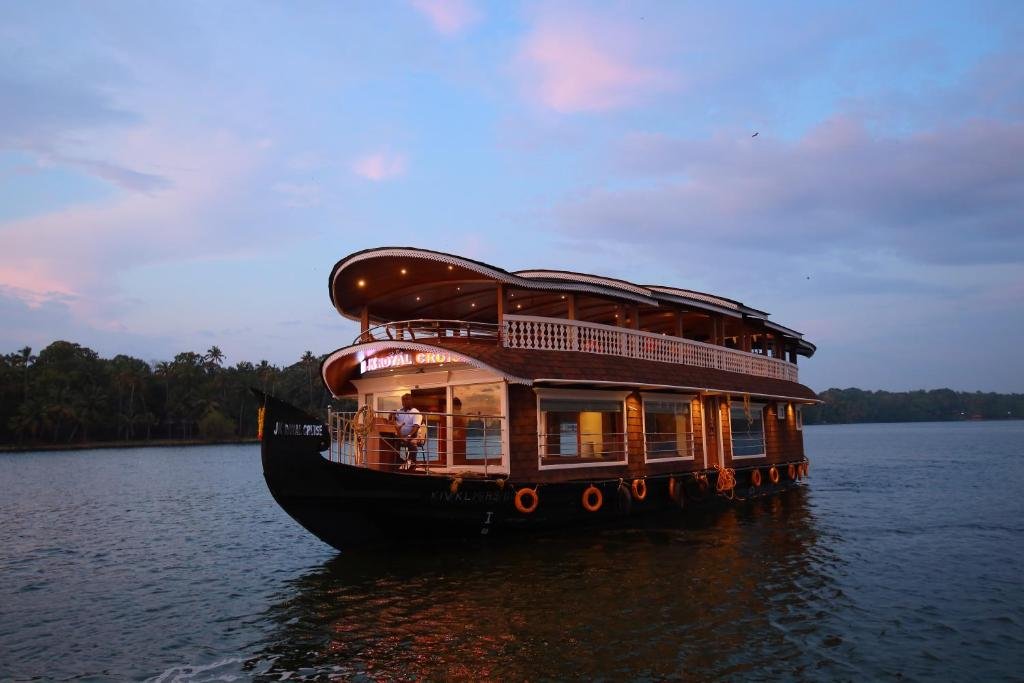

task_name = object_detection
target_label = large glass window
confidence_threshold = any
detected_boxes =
[730,402,765,458]
[451,382,503,466]
[643,397,694,460]
[539,395,626,467]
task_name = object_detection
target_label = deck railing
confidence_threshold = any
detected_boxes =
[327,408,507,475]
[502,314,798,382]
[355,319,499,345]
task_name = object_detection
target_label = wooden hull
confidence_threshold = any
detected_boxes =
[259,393,807,550]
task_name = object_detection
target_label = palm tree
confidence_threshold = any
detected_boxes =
[301,350,317,410]
[205,346,225,372]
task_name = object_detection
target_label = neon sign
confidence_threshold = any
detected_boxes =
[360,350,464,374]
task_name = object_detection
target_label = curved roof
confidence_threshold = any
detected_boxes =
[329,246,813,353]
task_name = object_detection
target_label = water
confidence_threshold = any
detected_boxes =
[1,422,1022,681]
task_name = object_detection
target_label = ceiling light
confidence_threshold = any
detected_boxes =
[357,279,366,288]
[400,268,407,275]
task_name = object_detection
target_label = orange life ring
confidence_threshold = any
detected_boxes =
[750,469,762,487]
[768,466,780,484]
[631,479,647,501]
[788,463,797,480]
[514,487,538,514]
[669,477,686,508]
[582,485,603,512]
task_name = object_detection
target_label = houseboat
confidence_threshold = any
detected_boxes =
[260,247,817,549]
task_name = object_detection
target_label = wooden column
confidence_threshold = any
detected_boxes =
[360,306,370,334]
[567,294,577,320]
[741,326,751,352]
[630,306,640,330]
[674,311,684,338]
[496,284,505,345]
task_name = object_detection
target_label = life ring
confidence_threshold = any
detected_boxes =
[801,461,809,478]
[768,466,780,484]
[668,477,685,508]
[631,479,647,501]
[582,485,603,512]
[750,468,762,487]
[788,463,797,480]
[514,487,538,514]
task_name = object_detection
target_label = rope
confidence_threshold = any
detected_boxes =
[714,464,736,499]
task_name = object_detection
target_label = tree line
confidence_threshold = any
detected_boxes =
[2,341,1022,447]
[802,387,1024,424]
[0,341,352,447]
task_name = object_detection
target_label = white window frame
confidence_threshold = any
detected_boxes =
[796,405,803,431]
[353,370,510,475]
[776,403,786,421]
[535,388,630,471]
[640,392,698,464]
[728,401,767,460]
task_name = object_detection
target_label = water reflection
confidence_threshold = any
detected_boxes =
[248,489,844,681]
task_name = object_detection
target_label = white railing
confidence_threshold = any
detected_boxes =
[327,409,507,475]
[502,314,798,382]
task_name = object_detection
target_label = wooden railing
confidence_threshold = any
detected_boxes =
[355,319,500,345]
[502,314,798,382]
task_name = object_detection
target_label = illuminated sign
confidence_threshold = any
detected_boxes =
[360,350,464,374]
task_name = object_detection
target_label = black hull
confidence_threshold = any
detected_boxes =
[257,393,806,551]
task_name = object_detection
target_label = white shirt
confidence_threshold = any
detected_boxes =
[395,407,423,437]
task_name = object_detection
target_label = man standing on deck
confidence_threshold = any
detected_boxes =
[395,393,423,470]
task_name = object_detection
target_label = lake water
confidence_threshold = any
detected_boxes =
[1,421,1023,681]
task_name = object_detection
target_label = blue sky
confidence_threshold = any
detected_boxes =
[1,1,1022,392]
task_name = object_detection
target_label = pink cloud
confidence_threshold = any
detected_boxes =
[351,152,407,181]
[515,9,673,113]
[409,0,480,36]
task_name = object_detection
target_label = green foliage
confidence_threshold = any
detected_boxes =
[803,388,1024,425]
[0,340,342,446]
[198,408,235,440]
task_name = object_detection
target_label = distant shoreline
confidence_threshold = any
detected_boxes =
[0,438,260,454]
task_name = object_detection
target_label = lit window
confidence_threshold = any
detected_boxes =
[643,396,694,460]
[730,402,765,458]
[796,405,803,431]
[450,382,503,467]
[538,391,627,468]
[777,403,786,421]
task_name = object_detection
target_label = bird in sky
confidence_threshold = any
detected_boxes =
[751,132,759,137]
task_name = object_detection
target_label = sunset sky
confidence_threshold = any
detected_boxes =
[2,1,1022,392]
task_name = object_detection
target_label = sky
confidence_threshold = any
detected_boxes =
[1,0,1022,393]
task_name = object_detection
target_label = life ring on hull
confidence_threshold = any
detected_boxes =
[514,487,538,514]
[582,485,603,513]
[768,466,780,484]
[668,477,685,508]
[750,468,762,488]
[631,479,647,501]
[788,463,797,480]
[801,461,809,478]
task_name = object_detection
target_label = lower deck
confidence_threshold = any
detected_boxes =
[331,372,809,483]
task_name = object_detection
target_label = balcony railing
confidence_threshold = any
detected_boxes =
[502,314,798,382]
[355,319,499,345]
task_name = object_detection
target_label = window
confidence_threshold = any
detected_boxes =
[776,403,786,421]
[730,402,765,458]
[796,405,803,431]
[538,390,627,468]
[642,395,695,460]
[451,382,503,466]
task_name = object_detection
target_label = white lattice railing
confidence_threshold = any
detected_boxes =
[502,314,798,383]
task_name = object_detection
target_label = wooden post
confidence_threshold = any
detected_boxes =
[567,294,577,320]
[674,311,684,338]
[630,306,640,330]
[360,306,370,335]
[741,326,751,352]
[496,284,505,345]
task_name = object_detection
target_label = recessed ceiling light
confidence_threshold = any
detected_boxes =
[401,268,407,275]
[357,279,366,288]
[415,296,421,301]
[471,302,476,307]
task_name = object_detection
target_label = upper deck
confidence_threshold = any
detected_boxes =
[324,247,815,398]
